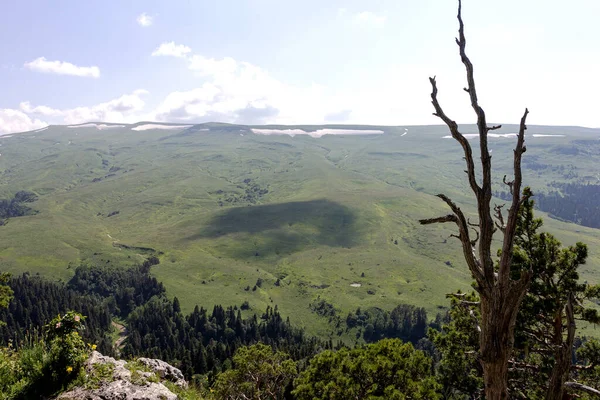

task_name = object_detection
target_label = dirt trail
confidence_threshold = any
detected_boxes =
[111,321,128,353]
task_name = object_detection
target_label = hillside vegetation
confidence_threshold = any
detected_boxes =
[0,122,599,339]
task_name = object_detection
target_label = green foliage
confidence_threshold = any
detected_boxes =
[4,123,600,341]
[124,299,328,379]
[432,194,600,398]
[0,191,37,222]
[346,304,429,344]
[0,272,116,354]
[428,292,482,399]
[0,345,25,399]
[510,195,600,395]
[124,360,160,385]
[42,312,89,388]
[211,343,297,400]
[163,381,205,400]
[82,361,114,390]
[0,311,90,399]
[293,338,441,400]
[67,259,164,317]
[575,338,600,391]
[0,273,12,327]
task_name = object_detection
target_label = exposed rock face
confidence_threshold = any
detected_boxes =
[58,382,177,400]
[138,357,188,389]
[57,351,186,400]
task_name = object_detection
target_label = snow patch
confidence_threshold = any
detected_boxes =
[132,124,192,131]
[350,283,362,288]
[532,134,565,137]
[251,128,383,138]
[67,123,126,130]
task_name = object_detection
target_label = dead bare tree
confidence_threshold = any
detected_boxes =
[419,1,532,398]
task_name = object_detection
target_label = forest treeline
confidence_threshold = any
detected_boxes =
[496,182,600,229]
[0,260,432,383]
[0,191,38,224]
[0,273,114,354]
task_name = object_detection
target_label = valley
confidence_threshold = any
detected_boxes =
[1,121,599,340]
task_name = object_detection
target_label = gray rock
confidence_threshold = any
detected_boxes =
[138,357,188,388]
[58,381,176,400]
[57,351,185,400]
[87,351,131,381]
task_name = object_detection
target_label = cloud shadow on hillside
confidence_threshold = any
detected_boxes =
[189,199,360,257]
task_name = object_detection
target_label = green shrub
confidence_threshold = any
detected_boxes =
[0,311,91,399]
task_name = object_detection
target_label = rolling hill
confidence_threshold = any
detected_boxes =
[0,121,599,338]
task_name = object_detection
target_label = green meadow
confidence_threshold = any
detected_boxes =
[1,122,599,339]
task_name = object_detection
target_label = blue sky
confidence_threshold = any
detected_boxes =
[1,0,599,133]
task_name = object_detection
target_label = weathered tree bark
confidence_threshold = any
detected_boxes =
[545,296,576,400]
[419,1,532,398]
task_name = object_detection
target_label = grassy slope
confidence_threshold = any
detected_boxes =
[0,123,599,339]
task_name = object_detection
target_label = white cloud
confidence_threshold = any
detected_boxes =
[188,55,238,76]
[152,54,331,124]
[152,42,192,58]
[0,109,47,135]
[24,57,100,78]
[354,11,387,27]
[19,101,64,117]
[17,89,149,129]
[10,35,598,133]
[137,13,153,27]
[149,49,403,125]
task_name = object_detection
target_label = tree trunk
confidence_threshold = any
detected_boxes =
[545,346,571,400]
[479,288,526,400]
[482,358,510,399]
[545,296,576,400]
[419,1,531,398]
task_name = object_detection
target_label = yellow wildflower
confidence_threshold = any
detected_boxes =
[66,366,73,373]
[91,344,97,350]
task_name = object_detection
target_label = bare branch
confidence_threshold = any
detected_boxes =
[429,77,480,197]
[508,360,539,371]
[494,204,506,233]
[565,382,600,397]
[498,108,529,286]
[446,292,468,298]
[488,125,502,131]
[419,215,458,225]
[470,227,479,247]
[419,195,486,286]
[449,233,461,241]
[446,292,480,306]
[503,175,515,195]
[456,0,500,286]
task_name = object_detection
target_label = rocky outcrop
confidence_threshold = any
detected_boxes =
[57,351,187,400]
[138,357,188,389]
[58,381,177,400]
